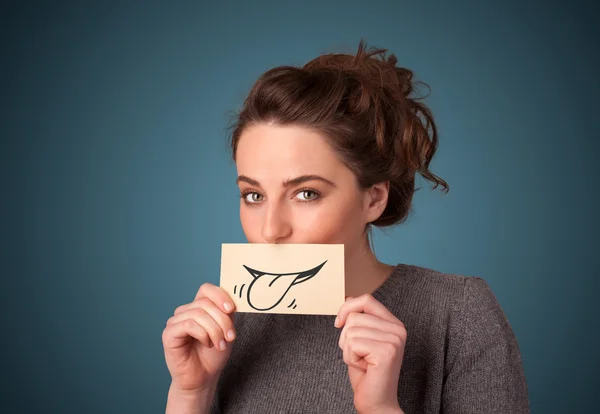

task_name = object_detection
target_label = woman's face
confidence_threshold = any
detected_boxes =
[235,123,378,249]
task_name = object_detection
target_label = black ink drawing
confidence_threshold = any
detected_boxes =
[233,261,327,311]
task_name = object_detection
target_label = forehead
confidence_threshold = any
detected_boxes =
[235,124,345,180]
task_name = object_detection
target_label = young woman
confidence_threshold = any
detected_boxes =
[162,41,530,414]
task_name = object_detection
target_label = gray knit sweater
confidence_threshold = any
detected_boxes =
[210,263,530,413]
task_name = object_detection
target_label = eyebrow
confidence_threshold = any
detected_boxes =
[236,174,336,188]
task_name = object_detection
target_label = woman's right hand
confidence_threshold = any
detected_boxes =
[162,283,237,393]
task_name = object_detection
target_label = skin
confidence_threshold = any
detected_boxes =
[163,123,407,414]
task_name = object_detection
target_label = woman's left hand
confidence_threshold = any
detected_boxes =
[335,294,407,414]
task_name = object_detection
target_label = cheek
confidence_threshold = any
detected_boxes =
[293,199,364,244]
[239,206,262,242]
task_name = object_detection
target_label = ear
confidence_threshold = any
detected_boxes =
[363,181,390,223]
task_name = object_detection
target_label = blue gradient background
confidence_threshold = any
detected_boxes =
[1,1,598,412]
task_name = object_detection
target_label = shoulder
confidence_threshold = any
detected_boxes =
[378,263,504,333]
[378,263,476,309]
[386,263,521,357]
[402,263,508,326]
[391,262,496,300]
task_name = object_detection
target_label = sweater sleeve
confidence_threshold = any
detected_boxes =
[442,277,530,413]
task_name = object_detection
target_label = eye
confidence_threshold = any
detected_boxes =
[296,189,320,201]
[242,192,264,204]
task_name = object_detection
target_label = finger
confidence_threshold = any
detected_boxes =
[173,297,236,342]
[345,312,404,333]
[167,308,227,351]
[194,283,236,314]
[335,294,400,328]
[339,312,406,346]
[344,337,397,370]
[163,319,212,349]
[339,325,404,351]
[342,337,367,372]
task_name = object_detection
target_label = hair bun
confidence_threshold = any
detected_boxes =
[303,40,416,99]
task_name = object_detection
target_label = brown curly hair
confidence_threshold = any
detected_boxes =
[228,40,449,228]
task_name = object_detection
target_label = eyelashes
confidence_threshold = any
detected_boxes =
[240,191,263,204]
[239,188,321,206]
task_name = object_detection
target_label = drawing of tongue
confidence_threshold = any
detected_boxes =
[242,261,327,311]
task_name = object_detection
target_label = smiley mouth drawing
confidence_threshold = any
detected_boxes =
[235,261,327,311]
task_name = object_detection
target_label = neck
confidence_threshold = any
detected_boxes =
[344,235,395,298]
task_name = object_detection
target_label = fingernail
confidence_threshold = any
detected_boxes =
[334,316,339,327]
[227,329,236,341]
[223,302,233,312]
[219,340,227,350]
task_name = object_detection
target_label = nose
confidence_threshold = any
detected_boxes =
[261,203,292,244]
